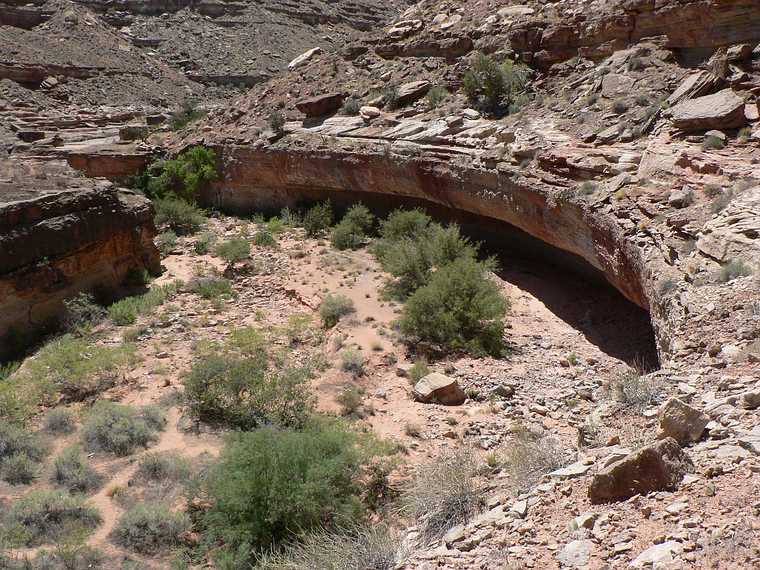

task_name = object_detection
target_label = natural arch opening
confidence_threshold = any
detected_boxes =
[227,188,660,370]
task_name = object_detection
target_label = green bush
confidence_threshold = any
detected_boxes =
[44,408,76,434]
[6,489,101,546]
[194,231,216,254]
[82,401,165,456]
[203,418,370,553]
[426,85,448,108]
[183,354,314,430]
[188,275,234,301]
[337,386,365,418]
[409,360,430,385]
[135,146,217,203]
[719,259,752,283]
[111,504,190,554]
[331,204,375,250]
[377,208,431,243]
[62,293,106,334]
[215,238,251,262]
[52,445,103,493]
[319,294,356,328]
[399,256,508,356]
[108,283,179,326]
[304,201,334,237]
[269,111,285,134]
[156,230,178,255]
[154,197,206,235]
[2,451,38,485]
[382,85,400,109]
[169,101,206,131]
[462,53,529,115]
[135,452,191,483]
[253,230,277,247]
[340,350,365,377]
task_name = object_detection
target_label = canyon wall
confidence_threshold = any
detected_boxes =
[0,159,161,358]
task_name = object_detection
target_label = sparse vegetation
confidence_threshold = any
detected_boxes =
[269,110,286,134]
[136,452,191,483]
[607,368,659,412]
[4,489,101,546]
[156,230,178,255]
[337,386,365,417]
[154,197,206,235]
[340,349,365,376]
[188,275,234,301]
[426,85,448,108]
[0,421,46,484]
[111,504,190,554]
[82,401,165,456]
[108,282,180,326]
[319,294,356,328]
[331,204,375,250]
[194,231,216,254]
[62,293,107,334]
[703,134,726,150]
[44,408,76,434]
[341,96,361,116]
[502,429,568,491]
[382,85,400,110]
[253,230,277,247]
[215,238,251,263]
[719,259,752,283]
[402,449,483,540]
[169,101,206,131]
[409,360,430,385]
[52,446,103,493]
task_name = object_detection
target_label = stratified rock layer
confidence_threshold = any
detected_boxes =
[0,159,160,357]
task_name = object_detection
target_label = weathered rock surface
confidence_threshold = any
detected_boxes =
[0,159,160,357]
[588,438,693,503]
[413,372,466,405]
[295,92,345,117]
[670,89,746,131]
[658,398,710,445]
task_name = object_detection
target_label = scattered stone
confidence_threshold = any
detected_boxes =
[570,512,597,531]
[359,106,382,120]
[413,373,466,405]
[510,499,528,518]
[630,541,683,568]
[295,93,344,117]
[588,438,693,503]
[658,398,709,445]
[741,391,760,410]
[670,88,746,131]
[550,460,593,480]
[556,539,592,568]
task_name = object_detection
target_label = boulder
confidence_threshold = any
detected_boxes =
[657,398,709,445]
[288,47,321,70]
[588,438,693,503]
[396,80,431,106]
[413,372,466,405]
[359,106,382,120]
[670,88,746,131]
[295,93,344,117]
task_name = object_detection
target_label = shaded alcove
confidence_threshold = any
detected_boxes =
[248,189,660,370]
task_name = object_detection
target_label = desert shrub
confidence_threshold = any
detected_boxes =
[612,99,629,114]
[719,259,752,283]
[0,361,19,383]
[183,354,314,430]
[62,293,106,334]
[703,134,726,150]
[108,283,180,326]
[229,326,267,355]
[319,294,355,328]
[169,101,206,131]
[382,85,400,109]
[5,489,101,546]
[331,204,375,250]
[404,423,421,438]
[402,449,483,540]
[156,230,178,255]
[194,231,216,254]
[253,230,276,247]
[2,452,38,485]
[135,452,191,483]
[269,111,285,133]
[502,429,568,491]
[409,360,430,385]
[399,256,508,356]
[215,238,250,262]
[280,207,302,227]
[607,368,659,412]
[111,504,190,554]
[203,418,371,553]
[340,350,365,377]
[377,208,431,243]
[82,401,164,456]
[256,525,402,570]
[303,201,334,237]
[462,53,528,115]
[44,408,76,434]
[341,97,361,116]
[52,446,103,493]
[134,146,216,204]
[188,275,234,301]
[337,386,365,418]
[154,197,206,235]
[578,181,598,195]
[426,85,448,108]
[266,216,287,234]
[0,422,46,480]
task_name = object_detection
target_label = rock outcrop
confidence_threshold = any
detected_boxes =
[588,438,693,503]
[0,159,160,358]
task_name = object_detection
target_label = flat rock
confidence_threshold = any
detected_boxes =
[396,80,430,106]
[588,438,693,503]
[670,88,746,131]
[629,541,683,568]
[550,460,593,480]
[557,539,592,568]
[658,398,709,445]
[296,93,344,117]
[288,47,321,70]
[413,372,466,405]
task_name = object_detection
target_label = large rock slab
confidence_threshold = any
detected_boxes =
[657,398,709,445]
[413,372,466,405]
[588,438,693,503]
[296,93,345,117]
[670,89,746,131]
[396,80,431,106]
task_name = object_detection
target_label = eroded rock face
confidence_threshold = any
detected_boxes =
[0,159,160,358]
[588,438,693,503]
